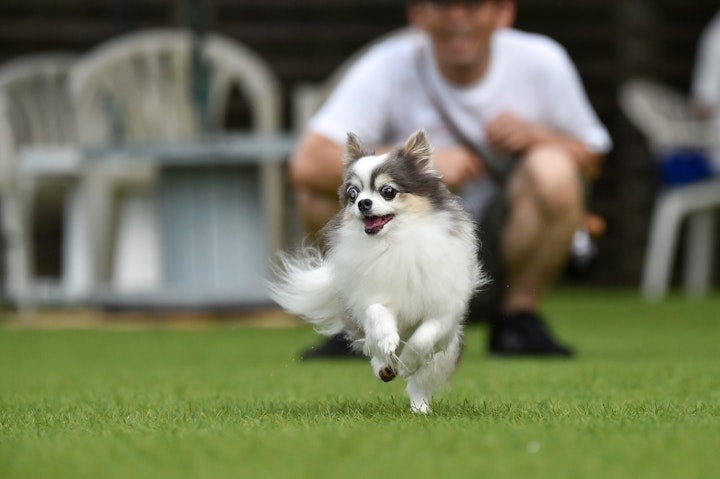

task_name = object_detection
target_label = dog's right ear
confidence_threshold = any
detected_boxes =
[342,132,366,167]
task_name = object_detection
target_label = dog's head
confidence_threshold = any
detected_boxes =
[338,129,446,236]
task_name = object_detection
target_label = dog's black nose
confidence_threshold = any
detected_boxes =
[358,199,372,212]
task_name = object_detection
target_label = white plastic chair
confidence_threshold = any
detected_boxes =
[0,54,83,312]
[69,29,282,299]
[619,78,720,300]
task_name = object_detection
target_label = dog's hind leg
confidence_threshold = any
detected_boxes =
[405,328,463,413]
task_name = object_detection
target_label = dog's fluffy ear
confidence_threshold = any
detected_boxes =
[342,132,366,167]
[400,129,434,173]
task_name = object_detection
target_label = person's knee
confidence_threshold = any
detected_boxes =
[515,145,583,219]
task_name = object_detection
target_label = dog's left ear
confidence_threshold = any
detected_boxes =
[400,129,434,173]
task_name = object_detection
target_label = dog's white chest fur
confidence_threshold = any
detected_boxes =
[330,210,478,329]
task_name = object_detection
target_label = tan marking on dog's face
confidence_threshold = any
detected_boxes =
[396,193,433,216]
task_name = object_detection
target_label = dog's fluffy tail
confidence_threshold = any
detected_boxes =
[267,247,344,336]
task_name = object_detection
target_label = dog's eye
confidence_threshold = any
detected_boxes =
[346,185,359,202]
[380,185,398,200]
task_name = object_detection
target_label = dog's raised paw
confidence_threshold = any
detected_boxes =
[376,332,400,356]
[379,366,396,382]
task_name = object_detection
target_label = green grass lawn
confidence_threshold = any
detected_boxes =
[1,289,720,479]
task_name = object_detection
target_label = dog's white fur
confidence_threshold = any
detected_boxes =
[270,130,484,413]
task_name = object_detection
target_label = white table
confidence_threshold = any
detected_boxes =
[20,132,297,308]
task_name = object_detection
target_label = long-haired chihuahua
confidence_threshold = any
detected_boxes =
[270,129,484,413]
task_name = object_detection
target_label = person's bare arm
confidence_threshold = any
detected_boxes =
[290,132,346,196]
[288,132,344,235]
[485,112,604,180]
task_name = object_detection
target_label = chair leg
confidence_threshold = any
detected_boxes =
[63,183,93,299]
[641,191,685,300]
[1,187,35,315]
[260,162,285,253]
[111,189,161,292]
[63,166,110,301]
[683,210,716,297]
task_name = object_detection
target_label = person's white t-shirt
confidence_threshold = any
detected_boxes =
[691,11,720,127]
[310,27,612,217]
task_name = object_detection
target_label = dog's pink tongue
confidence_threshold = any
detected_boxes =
[363,215,393,234]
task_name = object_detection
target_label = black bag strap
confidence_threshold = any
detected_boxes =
[414,38,594,224]
[414,42,517,183]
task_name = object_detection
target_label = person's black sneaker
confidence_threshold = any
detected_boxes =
[489,311,574,357]
[300,334,364,360]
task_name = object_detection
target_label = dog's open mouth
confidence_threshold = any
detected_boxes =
[363,214,394,235]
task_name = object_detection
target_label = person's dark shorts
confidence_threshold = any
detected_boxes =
[467,187,508,323]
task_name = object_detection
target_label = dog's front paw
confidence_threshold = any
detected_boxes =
[371,356,397,382]
[378,365,397,382]
[363,330,400,358]
[362,304,399,358]
[376,331,400,356]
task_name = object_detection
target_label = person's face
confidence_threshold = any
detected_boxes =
[408,0,515,84]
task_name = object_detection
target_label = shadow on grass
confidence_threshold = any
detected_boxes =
[232,397,544,423]
[228,396,719,428]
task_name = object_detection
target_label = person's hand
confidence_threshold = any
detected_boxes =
[485,112,541,154]
[486,112,604,180]
[432,146,485,189]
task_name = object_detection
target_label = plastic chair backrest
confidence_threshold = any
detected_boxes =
[0,54,77,179]
[618,79,715,151]
[70,29,281,145]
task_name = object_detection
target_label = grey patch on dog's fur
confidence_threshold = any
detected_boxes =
[340,129,476,240]
[375,132,473,239]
